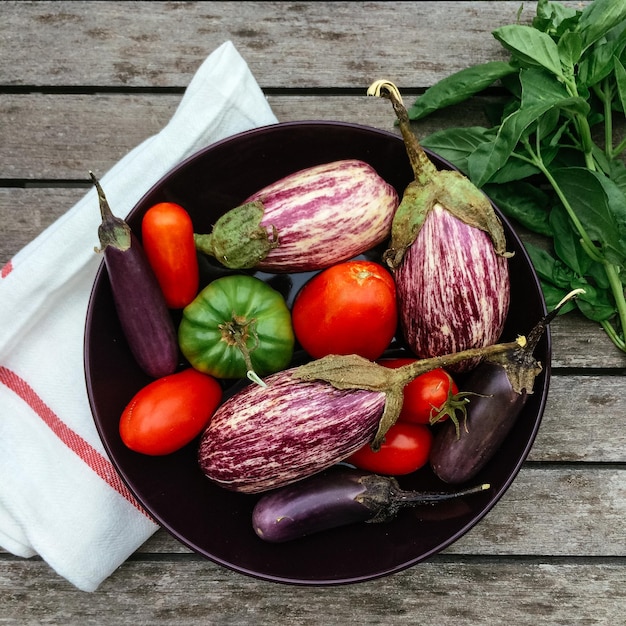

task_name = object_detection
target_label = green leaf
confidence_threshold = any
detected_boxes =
[483,181,553,236]
[493,24,564,77]
[468,69,588,187]
[524,242,575,288]
[558,31,583,72]
[577,0,626,52]
[575,282,617,322]
[578,20,626,87]
[406,62,517,120]
[551,167,626,266]
[485,158,542,184]
[614,56,626,115]
[421,127,493,175]
[533,0,581,37]
[549,203,592,276]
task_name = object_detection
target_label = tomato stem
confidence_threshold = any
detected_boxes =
[218,314,266,387]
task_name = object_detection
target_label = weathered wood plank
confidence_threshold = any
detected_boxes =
[0,93,497,180]
[0,556,624,625]
[3,1,528,88]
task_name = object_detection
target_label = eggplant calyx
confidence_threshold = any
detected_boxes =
[487,288,585,395]
[367,80,512,267]
[360,474,491,524]
[194,200,279,269]
[90,171,132,252]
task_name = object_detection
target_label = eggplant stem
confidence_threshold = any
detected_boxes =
[89,171,132,252]
[393,482,491,506]
[367,80,437,185]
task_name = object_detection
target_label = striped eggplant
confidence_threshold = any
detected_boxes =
[194,159,399,272]
[91,173,178,379]
[198,338,527,494]
[368,81,511,372]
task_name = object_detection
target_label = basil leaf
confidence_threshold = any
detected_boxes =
[578,20,626,87]
[559,31,583,77]
[551,167,626,266]
[493,24,564,77]
[484,181,553,236]
[614,56,626,115]
[524,242,575,289]
[421,126,493,174]
[576,282,617,322]
[468,69,589,186]
[533,0,581,38]
[577,0,626,52]
[549,203,592,276]
[406,62,516,120]
[486,158,542,185]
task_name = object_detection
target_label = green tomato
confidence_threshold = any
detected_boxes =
[178,274,294,383]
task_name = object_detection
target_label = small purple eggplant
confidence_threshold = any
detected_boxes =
[252,465,490,542]
[91,173,178,379]
[368,81,511,372]
[429,292,580,484]
[194,159,399,272]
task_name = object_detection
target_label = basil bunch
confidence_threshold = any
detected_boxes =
[411,0,626,353]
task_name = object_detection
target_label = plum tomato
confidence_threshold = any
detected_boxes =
[120,368,222,456]
[291,260,397,360]
[141,202,199,309]
[379,359,461,425]
[347,422,433,475]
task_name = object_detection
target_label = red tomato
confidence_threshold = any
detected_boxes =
[347,422,433,475]
[120,368,222,456]
[141,202,199,309]
[380,359,460,425]
[291,260,397,360]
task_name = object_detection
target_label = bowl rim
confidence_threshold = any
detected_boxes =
[84,119,552,585]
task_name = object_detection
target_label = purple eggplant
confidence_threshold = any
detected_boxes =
[429,295,572,484]
[429,360,529,484]
[198,338,528,494]
[252,465,490,542]
[194,159,399,272]
[91,173,178,379]
[367,81,511,372]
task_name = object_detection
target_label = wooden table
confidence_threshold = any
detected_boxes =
[2,2,626,624]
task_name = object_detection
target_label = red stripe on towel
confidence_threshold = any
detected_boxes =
[1,261,13,278]
[0,366,152,518]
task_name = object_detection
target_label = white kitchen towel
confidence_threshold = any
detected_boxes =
[0,40,278,592]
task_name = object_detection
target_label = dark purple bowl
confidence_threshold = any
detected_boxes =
[84,121,550,585]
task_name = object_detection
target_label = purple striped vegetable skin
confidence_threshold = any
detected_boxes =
[368,81,511,372]
[91,172,178,379]
[194,159,399,272]
[397,204,510,370]
[198,368,386,494]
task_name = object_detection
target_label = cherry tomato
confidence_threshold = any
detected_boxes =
[380,359,460,425]
[347,422,433,475]
[120,368,222,456]
[141,202,199,309]
[291,260,397,360]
